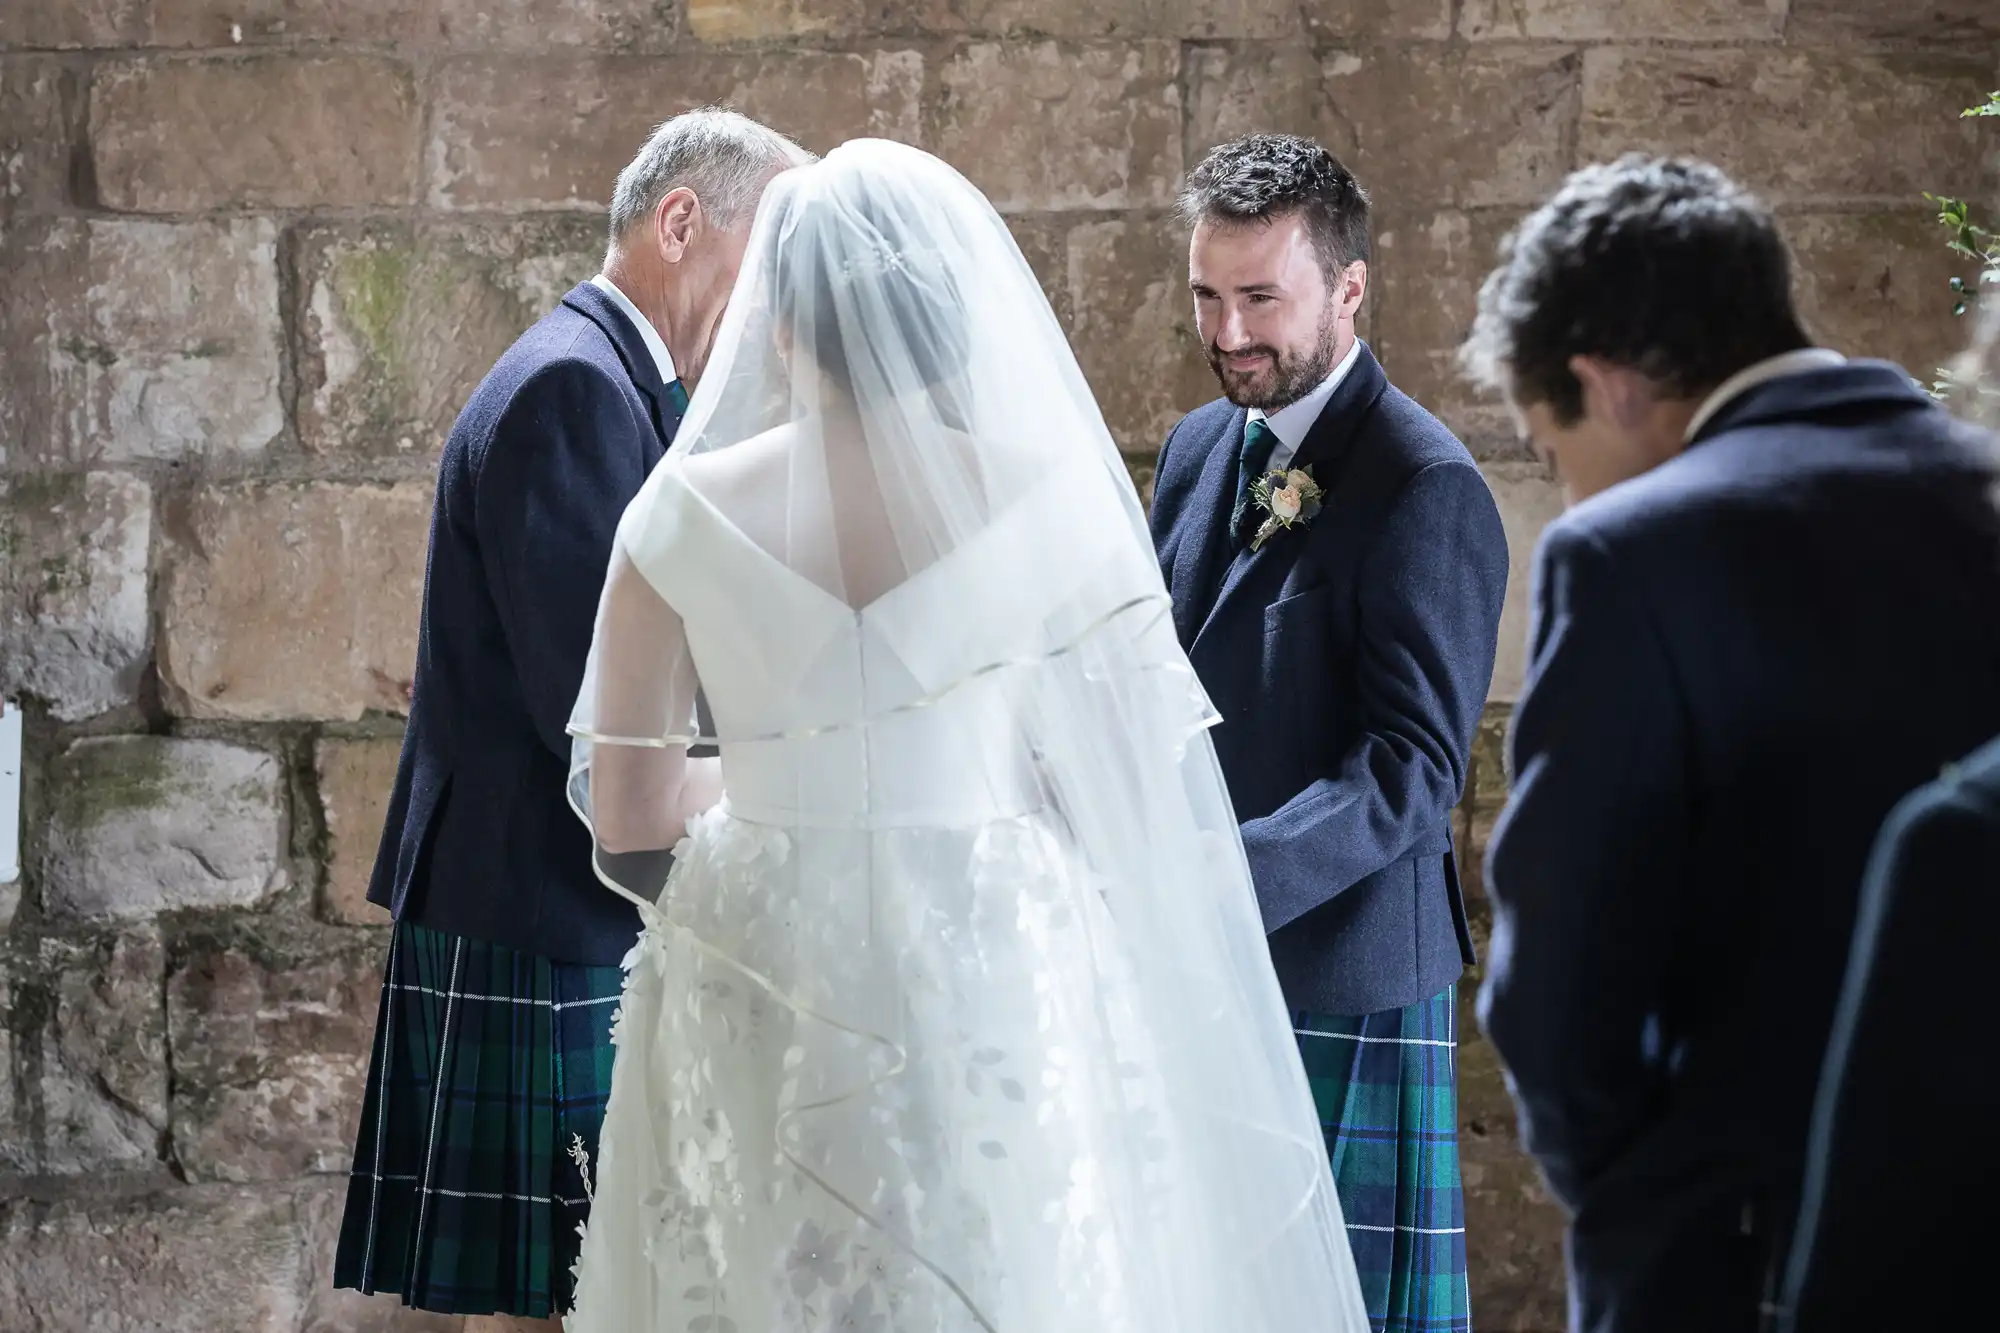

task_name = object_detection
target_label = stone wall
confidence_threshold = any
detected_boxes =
[1,3,1995,1329]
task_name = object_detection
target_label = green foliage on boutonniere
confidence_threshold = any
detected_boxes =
[1248,465,1325,551]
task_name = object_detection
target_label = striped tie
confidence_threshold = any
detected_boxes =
[665,378,690,418]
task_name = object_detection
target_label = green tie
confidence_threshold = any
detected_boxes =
[1232,417,1281,550]
[665,378,690,418]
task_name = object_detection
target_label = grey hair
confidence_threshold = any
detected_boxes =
[607,108,812,252]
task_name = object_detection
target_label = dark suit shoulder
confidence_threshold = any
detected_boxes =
[1152,397,1240,522]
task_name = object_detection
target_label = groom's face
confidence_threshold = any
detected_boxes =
[1189,213,1345,411]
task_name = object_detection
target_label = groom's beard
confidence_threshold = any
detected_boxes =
[1207,313,1341,411]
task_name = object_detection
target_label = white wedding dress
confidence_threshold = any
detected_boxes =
[562,139,1370,1333]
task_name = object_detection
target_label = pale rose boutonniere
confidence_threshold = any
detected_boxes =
[1248,466,1324,551]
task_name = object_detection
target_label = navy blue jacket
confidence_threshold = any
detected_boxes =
[1778,731,2000,1333]
[1150,342,1509,1016]
[365,283,682,965]
[1480,361,2000,1333]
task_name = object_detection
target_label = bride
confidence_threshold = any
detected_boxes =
[562,137,1370,1333]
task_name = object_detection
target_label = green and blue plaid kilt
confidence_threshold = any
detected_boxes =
[1295,984,1471,1333]
[333,920,625,1318]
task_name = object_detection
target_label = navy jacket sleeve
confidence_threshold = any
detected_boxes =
[1477,520,1690,1210]
[474,357,655,758]
[1780,749,2000,1329]
[1240,460,1507,931]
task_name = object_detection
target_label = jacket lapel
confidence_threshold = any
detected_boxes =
[560,282,684,446]
[1192,342,1389,650]
[1170,406,1248,644]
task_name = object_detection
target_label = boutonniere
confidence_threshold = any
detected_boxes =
[1248,466,1324,551]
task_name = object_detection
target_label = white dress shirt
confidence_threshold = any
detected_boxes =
[1247,335,1364,472]
[1683,347,1846,442]
[588,273,679,385]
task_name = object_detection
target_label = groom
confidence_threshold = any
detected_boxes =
[334,110,808,1324]
[1150,133,1508,1333]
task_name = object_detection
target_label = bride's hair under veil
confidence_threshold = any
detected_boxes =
[561,138,1372,1333]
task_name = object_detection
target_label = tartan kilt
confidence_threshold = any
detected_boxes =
[1295,984,1471,1333]
[333,920,626,1318]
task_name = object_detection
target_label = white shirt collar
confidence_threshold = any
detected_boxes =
[589,273,678,386]
[1248,336,1364,473]
[1683,347,1846,443]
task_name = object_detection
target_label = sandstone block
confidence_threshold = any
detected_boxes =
[686,0,947,40]
[1065,216,1216,453]
[428,51,921,212]
[296,218,603,458]
[0,58,80,220]
[168,920,385,1183]
[0,1184,318,1332]
[317,737,401,926]
[1371,209,1527,456]
[932,42,1181,213]
[1580,48,1997,206]
[159,481,430,721]
[0,0,148,47]
[91,55,419,212]
[1459,0,1786,39]
[434,0,681,48]
[148,0,432,45]
[1183,42,1326,160]
[0,472,151,721]
[1788,211,1978,383]
[0,218,282,467]
[44,737,286,921]
[1784,0,2000,41]
[0,931,169,1176]
[1481,463,1567,706]
[1324,46,1580,209]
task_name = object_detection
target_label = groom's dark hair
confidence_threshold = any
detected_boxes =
[1458,154,1812,425]
[1178,134,1371,283]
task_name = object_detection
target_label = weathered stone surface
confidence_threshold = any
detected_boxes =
[159,481,430,721]
[1460,0,1786,39]
[1004,213,1075,326]
[1325,46,1580,209]
[296,218,603,458]
[932,42,1181,212]
[1788,211,1976,383]
[1579,48,1997,206]
[0,58,80,220]
[44,737,286,921]
[687,0,1435,39]
[428,51,921,211]
[0,1184,318,1332]
[1371,209,1527,456]
[1066,215,1217,453]
[91,55,419,212]
[168,921,384,1183]
[1482,463,1566,705]
[148,0,434,45]
[0,472,151,721]
[433,0,678,48]
[317,738,400,925]
[1183,41,1324,159]
[1784,0,2000,41]
[686,0,948,40]
[0,0,149,47]
[0,218,282,467]
[0,931,169,1176]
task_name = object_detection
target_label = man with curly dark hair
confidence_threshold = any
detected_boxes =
[1465,154,2000,1333]
[1150,131,1509,1333]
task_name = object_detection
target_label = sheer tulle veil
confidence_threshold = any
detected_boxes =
[561,138,1371,1332]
